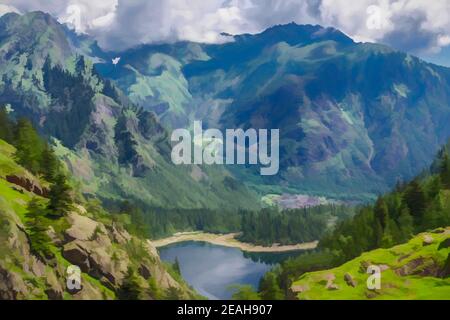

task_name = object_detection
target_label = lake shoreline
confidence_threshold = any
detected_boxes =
[152,232,318,253]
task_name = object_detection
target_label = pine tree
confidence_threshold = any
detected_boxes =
[440,149,450,189]
[403,180,427,226]
[40,143,60,183]
[118,268,142,300]
[47,174,73,217]
[397,207,414,242]
[75,55,86,75]
[25,198,53,260]
[259,272,284,300]
[13,118,44,174]
[374,197,389,230]
[231,285,261,300]
[374,219,383,248]
[164,286,184,300]
[427,175,443,199]
[173,257,181,275]
[0,106,13,143]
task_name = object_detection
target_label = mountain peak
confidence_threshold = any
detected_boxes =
[233,22,354,47]
[0,10,72,66]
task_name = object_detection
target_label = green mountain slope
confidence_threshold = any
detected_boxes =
[246,142,450,300]
[0,11,258,211]
[291,228,450,300]
[0,138,198,299]
[98,23,450,200]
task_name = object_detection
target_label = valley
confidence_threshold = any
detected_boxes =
[0,9,449,301]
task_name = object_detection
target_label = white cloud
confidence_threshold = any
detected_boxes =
[0,4,20,16]
[2,0,450,55]
[1,0,117,33]
[57,0,117,33]
[317,0,450,54]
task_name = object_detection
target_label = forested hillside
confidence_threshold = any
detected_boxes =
[0,110,197,299]
[0,11,259,212]
[99,23,450,200]
[234,142,450,299]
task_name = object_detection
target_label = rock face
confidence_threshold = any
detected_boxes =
[65,212,101,242]
[0,209,62,300]
[344,273,357,287]
[59,211,190,298]
[0,199,195,300]
[0,137,196,300]
[63,241,91,272]
[0,266,29,299]
[5,175,49,197]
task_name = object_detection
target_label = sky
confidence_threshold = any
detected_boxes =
[1,0,450,66]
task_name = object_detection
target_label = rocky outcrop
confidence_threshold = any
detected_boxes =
[0,266,30,299]
[109,224,132,245]
[65,212,102,242]
[423,235,434,246]
[45,272,64,300]
[63,241,91,272]
[395,257,442,277]
[60,211,188,297]
[5,174,49,197]
[344,273,357,287]
[325,274,339,290]
[138,264,152,280]
[291,228,450,300]
[0,214,64,300]
[291,284,308,293]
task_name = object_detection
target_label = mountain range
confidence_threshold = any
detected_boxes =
[2,11,450,206]
[0,11,258,210]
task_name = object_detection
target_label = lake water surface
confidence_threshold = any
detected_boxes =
[158,241,303,300]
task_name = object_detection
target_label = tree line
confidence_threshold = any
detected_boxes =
[239,205,351,245]
[1,107,74,258]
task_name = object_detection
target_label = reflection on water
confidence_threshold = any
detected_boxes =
[158,241,305,300]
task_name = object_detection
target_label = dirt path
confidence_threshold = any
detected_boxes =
[152,232,318,253]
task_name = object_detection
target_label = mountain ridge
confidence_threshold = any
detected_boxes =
[0,11,259,210]
[94,19,450,199]
[3,11,450,202]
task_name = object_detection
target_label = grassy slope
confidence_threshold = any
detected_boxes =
[292,228,450,300]
[0,140,116,299]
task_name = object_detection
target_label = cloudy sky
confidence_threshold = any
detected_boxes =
[1,0,450,66]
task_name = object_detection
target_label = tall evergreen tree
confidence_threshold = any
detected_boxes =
[14,118,44,174]
[440,149,450,189]
[403,180,427,225]
[118,268,142,300]
[25,198,53,260]
[259,272,284,300]
[173,257,181,275]
[40,143,60,183]
[47,174,73,217]
[374,197,389,230]
[75,55,86,75]
[397,207,414,242]
[0,106,13,143]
